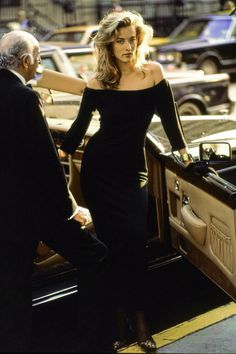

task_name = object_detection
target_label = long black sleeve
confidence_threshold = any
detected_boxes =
[60,88,97,154]
[155,79,187,151]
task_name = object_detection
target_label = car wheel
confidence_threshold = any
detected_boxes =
[199,58,218,74]
[178,101,203,115]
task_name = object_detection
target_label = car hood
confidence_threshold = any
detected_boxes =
[149,115,236,153]
[149,36,170,47]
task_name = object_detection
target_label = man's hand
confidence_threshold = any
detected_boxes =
[58,148,68,161]
[68,206,91,226]
[73,210,88,225]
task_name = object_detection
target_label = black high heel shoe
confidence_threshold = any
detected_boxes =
[138,336,157,353]
[112,339,129,352]
[134,311,157,352]
[112,308,131,353]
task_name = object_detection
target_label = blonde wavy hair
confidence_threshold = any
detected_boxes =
[93,10,153,89]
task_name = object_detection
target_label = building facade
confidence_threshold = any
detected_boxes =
[0,0,223,37]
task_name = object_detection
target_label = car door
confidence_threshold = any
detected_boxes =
[165,158,236,300]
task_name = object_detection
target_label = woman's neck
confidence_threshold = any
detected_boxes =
[117,61,135,76]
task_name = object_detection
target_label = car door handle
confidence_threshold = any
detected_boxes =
[181,204,207,246]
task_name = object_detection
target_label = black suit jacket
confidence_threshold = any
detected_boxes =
[0,69,73,240]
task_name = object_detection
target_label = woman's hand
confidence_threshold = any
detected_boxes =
[183,159,193,167]
[179,148,194,167]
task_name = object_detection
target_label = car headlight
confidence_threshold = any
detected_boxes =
[157,51,182,65]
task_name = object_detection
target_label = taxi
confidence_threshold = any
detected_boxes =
[41,24,99,46]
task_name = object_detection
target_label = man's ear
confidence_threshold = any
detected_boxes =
[21,55,30,69]
[22,54,34,68]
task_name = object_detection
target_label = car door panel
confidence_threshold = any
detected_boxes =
[165,167,236,299]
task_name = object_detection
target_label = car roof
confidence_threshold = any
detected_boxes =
[39,43,64,53]
[62,46,94,54]
[40,41,93,52]
[51,24,99,34]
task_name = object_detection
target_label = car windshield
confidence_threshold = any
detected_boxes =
[66,52,96,80]
[170,19,232,41]
[149,116,236,152]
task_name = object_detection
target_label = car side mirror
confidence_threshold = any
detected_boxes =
[199,142,232,161]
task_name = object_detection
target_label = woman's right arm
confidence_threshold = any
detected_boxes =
[35,69,86,96]
[59,87,97,155]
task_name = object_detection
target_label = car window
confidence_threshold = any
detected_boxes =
[48,32,84,42]
[41,57,58,71]
[66,52,96,80]
[173,20,207,40]
[171,19,232,41]
[201,19,232,39]
[47,34,67,41]
[0,27,8,39]
[231,23,236,36]
[69,32,85,42]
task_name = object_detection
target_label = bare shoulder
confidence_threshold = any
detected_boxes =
[87,76,102,89]
[145,61,165,85]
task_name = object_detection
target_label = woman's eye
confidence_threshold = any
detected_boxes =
[117,39,124,44]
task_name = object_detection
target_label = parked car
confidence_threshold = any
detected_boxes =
[155,14,236,74]
[39,43,95,80]
[41,24,99,46]
[37,73,233,119]
[162,71,233,115]
[37,45,233,117]
[39,44,77,77]
[57,44,96,80]
[45,111,236,304]
[55,43,158,78]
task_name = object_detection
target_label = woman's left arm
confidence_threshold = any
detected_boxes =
[60,87,96,155]
[150,62,192,164]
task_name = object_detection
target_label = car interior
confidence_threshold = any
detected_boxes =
[165,140,236,301]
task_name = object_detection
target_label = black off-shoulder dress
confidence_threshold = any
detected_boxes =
[61,79,186,310]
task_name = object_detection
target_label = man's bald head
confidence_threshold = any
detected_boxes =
[0,30,39,70]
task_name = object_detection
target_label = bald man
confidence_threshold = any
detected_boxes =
[0,30,108,352]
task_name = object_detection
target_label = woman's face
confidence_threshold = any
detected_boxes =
[112,25,137,64]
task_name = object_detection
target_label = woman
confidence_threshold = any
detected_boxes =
[59,10,192,352]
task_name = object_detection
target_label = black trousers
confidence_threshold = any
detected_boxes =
[0,219,108,353]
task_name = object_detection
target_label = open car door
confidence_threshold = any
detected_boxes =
[165,155,236,300]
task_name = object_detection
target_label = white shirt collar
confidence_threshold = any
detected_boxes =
[8,69,27,85]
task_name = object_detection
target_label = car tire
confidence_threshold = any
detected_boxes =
[199,58,219,74]
[178,101,203,115]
